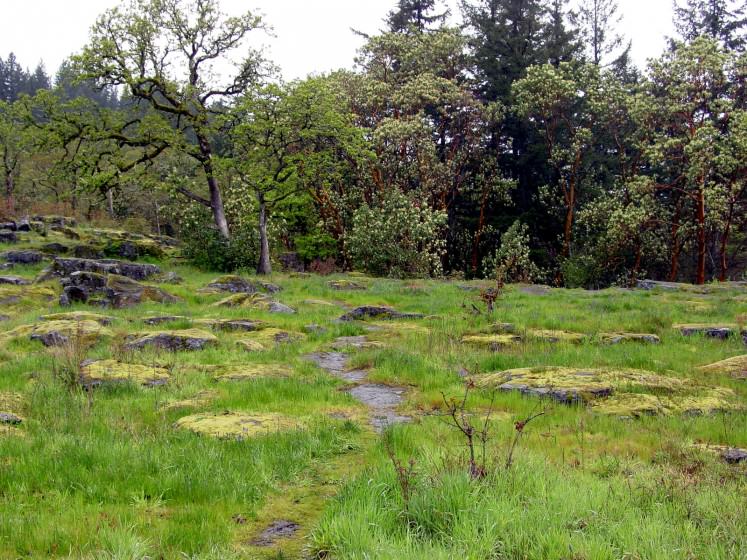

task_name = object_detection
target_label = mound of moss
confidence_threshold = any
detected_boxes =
[461,333,523,350]
[211,363,292,381]
[124,329,218,351]
[211,293,295,314]
[4,319,112,347]
[236,328,305,352]
[599,333,661,345]
[40,312,114,325]
[698,355,747,379]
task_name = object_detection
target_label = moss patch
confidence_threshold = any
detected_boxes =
[209,364,293,381]
[592,388,741,417]
[237,328,305,351]
[461,333,522,349]
[3,320,112,346]
[40,312,114,325]
[175,412,303,440]
[79,359,170,387]
[527,329,588,343]
[698,355,747,380]
[211,293,295,314]
[599,333,661,345]
[124,329,218,351]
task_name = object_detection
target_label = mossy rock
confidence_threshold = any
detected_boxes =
[162,390,218,411]
[474,366,687,404]
[237,328,305,351]
[124,329,218,351]
[692,443,747,464]
[40,312,114,326]
[485,323,517,334]
[698,355,747,380]
[211,363,292,381]
[0,285,56,308]
[211,293,295,314]
[369,321,431,336]
[599,333,661,345]
[4,320,112,347]
[302,299,337,307]
[674,323,738,339]
[0,392,25,436]
[592,388,741,417]
[194,318,266,332]
[331,335,385,350]
[461,333,523,350]
[175,412,303,440]
[328,280,366,291]
[527,329,588,344]
[79,359,170,387]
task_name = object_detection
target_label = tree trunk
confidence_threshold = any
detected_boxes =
[718,207,733,282]
[668,203,682,282]
[5,170,14,213]
[197,134,230,240]
[696,188,706,285]
[563,181,575,257]
[256,192,272,275]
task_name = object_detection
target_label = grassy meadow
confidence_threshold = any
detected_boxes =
[0,224,746,559]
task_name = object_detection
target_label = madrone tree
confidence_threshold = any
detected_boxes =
[76,0,266,239]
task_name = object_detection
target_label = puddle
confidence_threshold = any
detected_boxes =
[304,338,409,432]
[251,520,299,546]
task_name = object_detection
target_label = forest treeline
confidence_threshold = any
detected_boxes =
[1,0,746,286]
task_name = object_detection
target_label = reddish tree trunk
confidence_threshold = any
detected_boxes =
[696,189,706,285]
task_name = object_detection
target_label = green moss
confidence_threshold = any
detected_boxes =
[79,360,170,387]
[174,412,304,440]
[212,364,293,381]
[236,328,305,352]
[592,388,741,417]
[3,320,112,345]
[527,329,588,343]
[40,312,114,325]
[698,355,747,379]
[461,333,523,349]
[599,332,661,345]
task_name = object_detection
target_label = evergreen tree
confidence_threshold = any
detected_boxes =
[574,0,632,67]
[544,0,582,67]
[387,0,449,33]
[674,0,747,51]
[26,62,51,94]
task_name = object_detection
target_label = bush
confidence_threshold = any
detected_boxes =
[346,190,446,278]
[483,221,540,283]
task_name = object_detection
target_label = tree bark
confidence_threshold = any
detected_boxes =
[197,133,230,240]
[4,169,14,213]
[696,188,706,285]
[256,191,272,275]
[106,188,114,217]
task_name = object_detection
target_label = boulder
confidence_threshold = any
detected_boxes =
[0,392,24,433]
[72,245,104,260]
[339,306,424,321]
[104,275,181,308]
[3,319,112,347]
[158,271,183,284]
[279,252,305,272]
[197,319,266,332]
[204,275,259,294]
[124,329,218,351]
[0,222,16,231]
[79,359,170,388]
[40,312,114,326]
[0,231,17,243]
[212,293,295,314]
[50,226,80,240]
[674,323,738,339]
[599,333,661,345]
[328,279,366,291]
[41,242,69,255]
[52,257,160,281]
[2,250,43,264]
[16,219,30,232]
[0,276,30,286]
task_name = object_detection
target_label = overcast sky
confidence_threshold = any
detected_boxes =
[0,0,676,80]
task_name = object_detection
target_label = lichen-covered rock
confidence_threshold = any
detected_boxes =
[175,412,302,439]
[599,333,661,345]
[674,323,738,339]
[461,333,523,350]
[196,318,266,332]
[40,312,114,325]
[211,293,295,314]
[528,329,587,343]
[72,245,104,260]
[698,355,747,380]
[2,250,44,264]
[237,328,305,351]
[212,363,292,381]
[592,388,741,417]
[142,315,190,326]
[339,306,424,322]
[0,285,56,308]
[41,242,69,255]
[485,323,517,334]
[331,335,384,350]
[204,275,260,294]
[60,273,181,308]
[79,359,170,387]
[161,390,218,411]
[474,367,686,404]
[0,392,24,436]
[693,443,747,464]
[3,320,111,347]
[0,276,30,285]
[328,279,366,291]
[157,271,183,284]
[124,329,218,351]
[52,257,160,281]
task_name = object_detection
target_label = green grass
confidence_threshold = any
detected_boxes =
[0,229,746,558]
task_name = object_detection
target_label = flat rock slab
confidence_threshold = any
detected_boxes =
[0,232,17,243]
[600,333,661,345]
[675,324,739,339]
[212,293,295,314]
[3,320,112,347]
[41,312,114,325]
[328,280,366,291]
[237,328,305,352]
[251,520,300,547]
[0,276,30,286]
[79,359,170,388]
[60,273,180,308]
[2,251,43,264]
[52,257,160,281]
[175,412,302,440]
[124,329,218,351]
[339,306,424,322]
[331,336,384,351]
[197,319,266,332]
[347,384,409,432]
[461,334,523,350]
[203,275,280,294]
[143,315,190,325]
[212,364,292,381]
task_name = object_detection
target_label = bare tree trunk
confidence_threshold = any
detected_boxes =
[197,134,230,240]
[696,188,706,285]
[256,191,272,275]
[5,170,14,213]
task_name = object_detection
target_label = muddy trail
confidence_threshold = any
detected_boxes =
[305,337,410,432]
